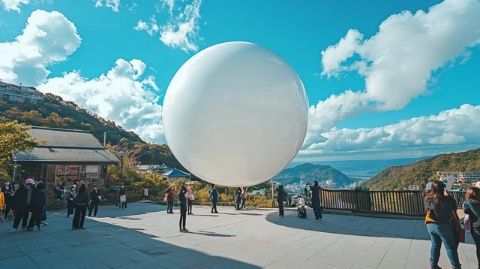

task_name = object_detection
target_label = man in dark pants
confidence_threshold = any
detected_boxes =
[12,183,27,231]
[28,182,46,231]
[277,185,285,217]
[209,185,218,213]
[178,186,188,232]
[310,181,322,220]
[2,182,14,219]
[88,186,100,217]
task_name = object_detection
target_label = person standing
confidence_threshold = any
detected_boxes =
[165,186,174,214]
[276,185,286,217]
[27,182,46,231]
[186,186,195,215]
[310,181,322,221]
[12,183,27,231]
[118,186,127,209]
[143,187,149,200]
[209,184,218,213]
[88,186,101,217]
[464,186,480,268]
[66,186,76,218]
[22,179,35,230]
[424,180,461,269]
[241,187,247,210]
[72,184,89,230]
[235,188,242,210]
[178,185,188,232]
[0,185,4,223]
[2,182,13,219]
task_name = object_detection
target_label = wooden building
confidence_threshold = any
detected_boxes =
[13,126,119,190]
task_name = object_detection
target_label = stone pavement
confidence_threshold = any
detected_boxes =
[0,202,478,269]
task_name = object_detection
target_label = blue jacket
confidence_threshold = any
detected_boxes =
[209,189,218,202]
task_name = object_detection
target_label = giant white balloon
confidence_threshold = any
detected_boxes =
[163,42,308,187]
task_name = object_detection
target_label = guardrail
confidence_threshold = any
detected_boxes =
[320,189,466,216]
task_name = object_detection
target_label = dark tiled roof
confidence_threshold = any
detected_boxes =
[30,126,103,149]
[164,168,191,179]
[14,126,119,164]
[13,148,119,164]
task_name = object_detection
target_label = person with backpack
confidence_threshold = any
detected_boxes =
[424,180,461,269]
[27,182,46,231]
[88,186,101,217]
[72,184,90,230]
[209,184,218,214]
[66,186,76,218]
[310,181,322,221]
[178,185,188,232]
[276,185,286,217]
[464,186,480,268]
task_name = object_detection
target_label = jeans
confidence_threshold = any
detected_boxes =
[167,201,173,213]
[179,206,187,230]
[471,226,480,268]
[211,201,218,213]
[187,200,193,214]
[278,201,284,217]
[426,223,461,268]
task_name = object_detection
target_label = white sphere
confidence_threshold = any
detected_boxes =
[163,42,308,187]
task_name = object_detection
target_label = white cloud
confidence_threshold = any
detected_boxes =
[94,0,120,12]
[134,16,159,36]
[305,0,480,150]
[1,0,29,12]
[37,59,165,144]
[0,10,81,86]
[136,0,202,52]
[299,104,480,160]
[159,0,201,52]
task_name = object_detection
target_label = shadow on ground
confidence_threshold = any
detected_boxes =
[266,208,475,244]
[0,203,260,269]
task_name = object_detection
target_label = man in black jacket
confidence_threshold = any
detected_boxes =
[310,181,322,220]
[178,185,188,232]
[27,182,46,231]
[88,186,101,217]
[12,183,27,231]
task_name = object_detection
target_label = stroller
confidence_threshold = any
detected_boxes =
[296,196,307,218]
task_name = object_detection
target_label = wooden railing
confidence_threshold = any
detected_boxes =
[320,189,466,216]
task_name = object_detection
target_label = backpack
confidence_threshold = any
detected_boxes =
[297,206,307,218]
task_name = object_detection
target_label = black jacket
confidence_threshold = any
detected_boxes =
[76,191,90,206]
[178,190,187,207]
[12,185,27,210]
[310,185,320,203]
[90,190,100,204]
[30,188,47,209]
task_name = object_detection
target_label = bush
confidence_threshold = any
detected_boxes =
[47,197,65,211]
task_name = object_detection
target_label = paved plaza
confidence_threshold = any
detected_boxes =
[0,202,478,269]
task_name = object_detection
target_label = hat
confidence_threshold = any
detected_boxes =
[25,178,35,185]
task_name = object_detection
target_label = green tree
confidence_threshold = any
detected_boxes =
[0,121,37,181]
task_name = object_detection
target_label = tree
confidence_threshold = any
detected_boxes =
[0,121,37,181]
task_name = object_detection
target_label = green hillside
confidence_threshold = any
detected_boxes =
[363,148,480,190]
[0,83,182,167]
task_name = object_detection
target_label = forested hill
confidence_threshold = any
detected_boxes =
[363,148,480,190]
[0,82,182,167]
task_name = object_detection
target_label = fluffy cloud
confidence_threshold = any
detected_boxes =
[306,0,480,150]
[135,0,202,52]
[299,104,480,160]
[94,0,120,12]
[1,0,29,12]
[0,10,81,86]
[134,16,159,36]
[37,59,165,143]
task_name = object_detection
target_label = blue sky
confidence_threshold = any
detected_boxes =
[0,0,479,161]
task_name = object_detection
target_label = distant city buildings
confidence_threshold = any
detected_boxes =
[0,80,43,103]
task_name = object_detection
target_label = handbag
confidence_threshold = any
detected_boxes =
[120,195,127,203]
[464,214,471,232]
[450,212,465,245]
[7,209,14,220]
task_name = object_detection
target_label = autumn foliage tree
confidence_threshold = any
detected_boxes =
[0,121,37,181]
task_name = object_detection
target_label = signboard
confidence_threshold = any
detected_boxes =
[86,165,99,173]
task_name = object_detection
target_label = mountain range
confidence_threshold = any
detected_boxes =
[274,163,354,189]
